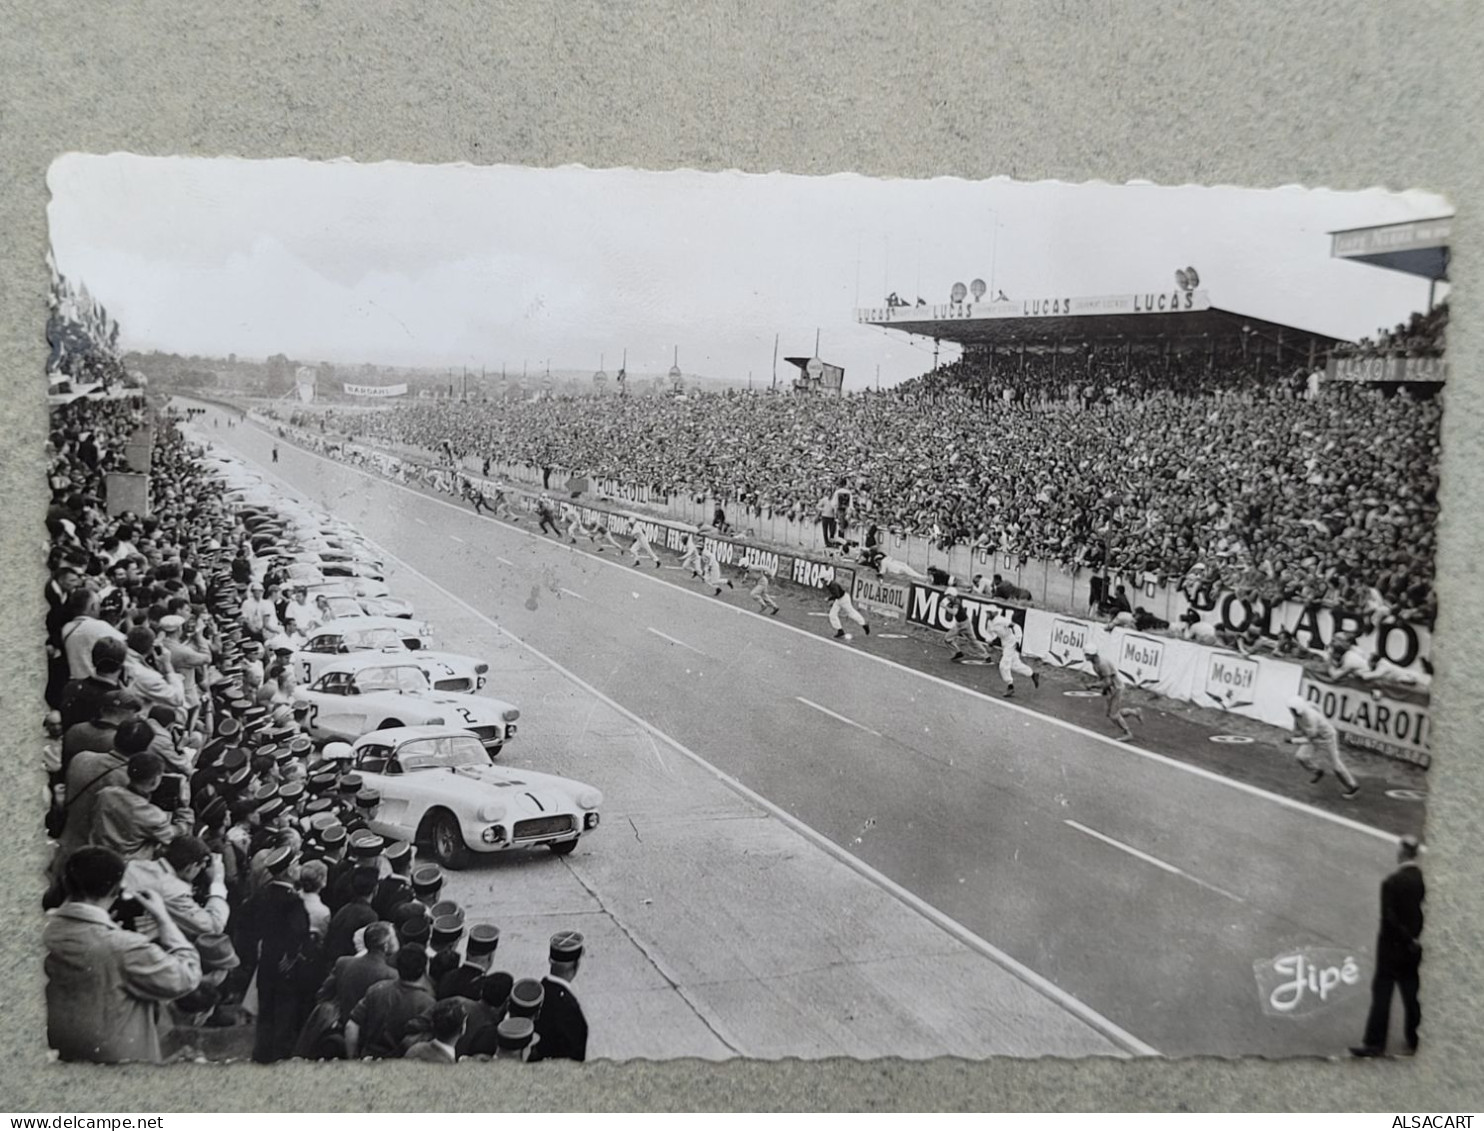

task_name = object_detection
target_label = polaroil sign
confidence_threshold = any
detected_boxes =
[853,575,908,619]
[1299,676,1431,767]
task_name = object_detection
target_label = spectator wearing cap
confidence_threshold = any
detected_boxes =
[463,971,516,1057]
[124,625,186,712]
[531,930,588,1062]
[91,752,194,863]
[404,999,466,1063]
[324,867,382,964]
[122,835,229,940]
[168,931,242,1030]
[59,587,127,682]
[238,844,313,1063]
[44,846,202,1064]
[372,841,415,919]
[435,923,500,1002]
[410,862,443,905]
[507,976,544,1021]
[329,831,385,909]
[317,920,399,1022]
[57,636,129,733]
[345,946,435,1059]
[158,613,212,726]
[430,910,465,955]
[493,1015,536,1061]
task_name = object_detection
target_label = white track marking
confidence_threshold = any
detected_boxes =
[413,517,427,525]
[1064,820,1245,904]
[796,697,882,737]
[647,627,708,656]
[233,422,1399,846]
[496,556,514,566]
[559,587,588,601]
[449,534,464,543]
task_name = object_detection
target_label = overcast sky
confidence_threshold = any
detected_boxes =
[47,155,1449,389]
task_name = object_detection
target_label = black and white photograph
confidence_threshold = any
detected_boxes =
[39,155,1446,1065]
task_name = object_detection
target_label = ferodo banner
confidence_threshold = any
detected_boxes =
[905,584,1025,642]
[853,575,908,619]
[790,557,854,591]
[1298,676,1432,768]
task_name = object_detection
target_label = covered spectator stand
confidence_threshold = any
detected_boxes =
[856,290,1340,398]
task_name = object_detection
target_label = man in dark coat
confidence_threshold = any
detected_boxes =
[318,921,400,1019]
[435,923,500,1002]
[323,867,381,965]
[239,846,313,1063]
[1352,836,1425,1057]
[530,930,588,1062]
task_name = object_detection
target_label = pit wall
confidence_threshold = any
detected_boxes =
[243,414,1431,768]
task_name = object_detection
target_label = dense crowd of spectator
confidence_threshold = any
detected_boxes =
[43,396,587,1064]
[313,349,1440,623]
[897,345,1312,404]
[1332,303,1448,360]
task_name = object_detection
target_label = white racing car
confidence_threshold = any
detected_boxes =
[291,617,486,692]
[292,654,518,755]
[350,726,601,868]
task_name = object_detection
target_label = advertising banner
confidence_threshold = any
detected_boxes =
[789,557,854,592]
[343,382,410,397]
[1297,676,1432,768]
[1021,610,1304,730]
[855,289,1210,325]
[1326,355,1447,385]
[853,575,909,620]
[904,583,1026,642]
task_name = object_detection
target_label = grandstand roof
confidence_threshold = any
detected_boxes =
[1329,216,1452,281]
[855,290,1341,349]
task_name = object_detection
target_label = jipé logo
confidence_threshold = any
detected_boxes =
[1253,948,1364,1017]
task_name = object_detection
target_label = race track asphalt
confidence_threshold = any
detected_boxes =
[191,405,1415,1060]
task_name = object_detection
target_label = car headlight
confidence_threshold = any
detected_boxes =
[501,708,520,722]
[477,803,505,822]
[577,789,602,810]
[475,662,489,674]
[425,715,445,726]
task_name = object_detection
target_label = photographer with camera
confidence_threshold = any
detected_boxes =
[122,835,230,941]
[43,845,202,1063]
[91,751,195,863]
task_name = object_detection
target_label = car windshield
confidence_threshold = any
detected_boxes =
[324,597,361,618]
[345,628,404,651]
[397,735,489,771]
[355,665,428,694]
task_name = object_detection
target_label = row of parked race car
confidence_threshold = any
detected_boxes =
[205,445,603,869]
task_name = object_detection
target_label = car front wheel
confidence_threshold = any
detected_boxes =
[548,839,578,857]
[427,809,471,870]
